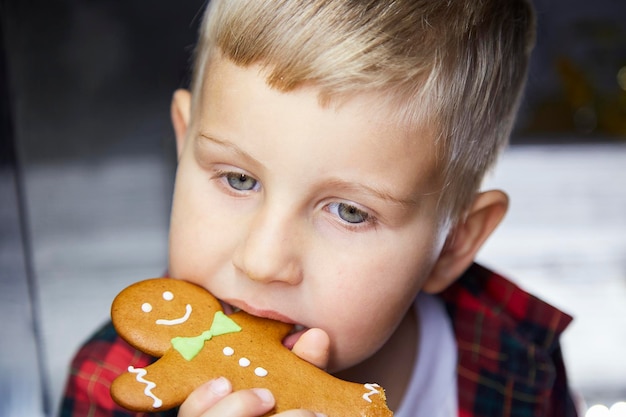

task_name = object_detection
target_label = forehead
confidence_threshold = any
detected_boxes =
[196,56,444,202]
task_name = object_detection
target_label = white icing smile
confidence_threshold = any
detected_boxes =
[141,290,193,326]
[155,304,192,326]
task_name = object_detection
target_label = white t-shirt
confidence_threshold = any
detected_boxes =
[394,293,458,417]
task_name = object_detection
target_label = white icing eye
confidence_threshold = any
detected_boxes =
[162,291,174,301]
[141,303,153,313]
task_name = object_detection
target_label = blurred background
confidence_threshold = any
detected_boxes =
[1,0,625,416]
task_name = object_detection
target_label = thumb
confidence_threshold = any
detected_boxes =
[291,328,330,370]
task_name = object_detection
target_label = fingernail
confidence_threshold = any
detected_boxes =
[208,377,230,396]
[315,413,328,417]
[252,388,274,406]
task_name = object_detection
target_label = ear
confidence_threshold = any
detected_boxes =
[422,190,509,294]
[171,89,192,157]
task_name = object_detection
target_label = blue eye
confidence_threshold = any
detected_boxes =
[225,173,258,191]
[329,202,369,224]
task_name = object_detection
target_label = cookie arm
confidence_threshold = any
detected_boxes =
[111,349,206,412]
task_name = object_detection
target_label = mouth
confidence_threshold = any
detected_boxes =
[219,300,239,316]
[219,299,309,349]
[282,324,308,350]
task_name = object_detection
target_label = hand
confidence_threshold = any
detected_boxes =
[177,377,325,417]
[177,377,272,417]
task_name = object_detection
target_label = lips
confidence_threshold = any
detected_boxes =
[219,299,309,348]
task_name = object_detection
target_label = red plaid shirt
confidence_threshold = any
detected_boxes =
[59,263,578,417]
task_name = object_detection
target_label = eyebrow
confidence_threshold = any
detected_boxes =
[197,133,262,167]
[197,132,421,208]
[323,178,420,208]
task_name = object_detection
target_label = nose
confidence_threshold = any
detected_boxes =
[232,204,304,285]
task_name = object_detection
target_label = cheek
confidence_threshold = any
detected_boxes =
[168,173,235,280]
[311,265,408,368]
[315,229,440,369]
[324,292,407,372]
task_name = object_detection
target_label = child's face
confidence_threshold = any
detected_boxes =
[168,56,449,372]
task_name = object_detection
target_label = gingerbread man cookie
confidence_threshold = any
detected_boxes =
[110,278,392,416]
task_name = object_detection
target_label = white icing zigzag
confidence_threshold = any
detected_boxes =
[362,383,382,403]
[128,366,163,408]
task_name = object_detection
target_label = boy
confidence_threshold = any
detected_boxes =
[60,1,579,416]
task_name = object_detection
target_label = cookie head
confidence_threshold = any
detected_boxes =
[111,278,222,356]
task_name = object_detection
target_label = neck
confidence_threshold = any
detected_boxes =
[334,305,418,411]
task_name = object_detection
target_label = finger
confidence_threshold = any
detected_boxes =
[197,388,276,417]
[291,328,330,370]
[178,377,232,417]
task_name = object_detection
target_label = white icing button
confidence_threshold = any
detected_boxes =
[141,303,152,313]
[162,291,174,301]
[254,367,268,377]
[223,347,234,356]
[239,358,251,367]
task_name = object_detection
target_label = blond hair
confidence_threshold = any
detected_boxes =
[190,0,535,220]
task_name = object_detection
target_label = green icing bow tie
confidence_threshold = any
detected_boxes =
[171,311,241,361]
